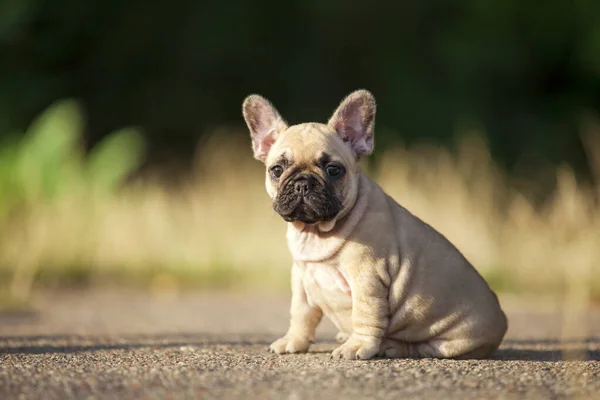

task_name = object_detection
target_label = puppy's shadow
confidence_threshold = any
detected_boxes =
[492,338,600,362]
[308,339,600,362]
[492,348,599,361]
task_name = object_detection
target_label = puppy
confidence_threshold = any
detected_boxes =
[242,90,508,360]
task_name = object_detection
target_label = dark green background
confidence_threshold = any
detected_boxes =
[1,0,599,179]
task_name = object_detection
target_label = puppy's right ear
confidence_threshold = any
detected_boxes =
[242,94,288,162]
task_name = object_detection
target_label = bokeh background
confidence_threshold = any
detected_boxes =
[1,0,599,308]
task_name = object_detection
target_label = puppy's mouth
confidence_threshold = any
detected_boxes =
[280,202,336,224]
[273,174,342,224]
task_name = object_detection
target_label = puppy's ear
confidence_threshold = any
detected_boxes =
[242,94,288,162]
[328,90,376,158]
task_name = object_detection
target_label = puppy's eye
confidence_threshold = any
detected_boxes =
[270,165,284,179]
[326,164,344,178]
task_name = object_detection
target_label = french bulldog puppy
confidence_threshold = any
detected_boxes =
[242,90,508,360]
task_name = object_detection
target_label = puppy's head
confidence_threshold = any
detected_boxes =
[242,90,376,231]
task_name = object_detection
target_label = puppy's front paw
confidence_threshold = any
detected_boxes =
[269,335,310,354]
[331,335,380,360]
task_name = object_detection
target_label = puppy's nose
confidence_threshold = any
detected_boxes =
[294,178,314,196]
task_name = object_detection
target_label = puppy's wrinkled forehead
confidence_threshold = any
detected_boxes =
[266,123,355,167]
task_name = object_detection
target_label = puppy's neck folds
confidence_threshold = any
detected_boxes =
[287,174,370,262]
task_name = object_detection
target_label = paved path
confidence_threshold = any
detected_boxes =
[0,291,598,399]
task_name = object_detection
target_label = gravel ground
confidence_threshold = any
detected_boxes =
[0,290,599,399]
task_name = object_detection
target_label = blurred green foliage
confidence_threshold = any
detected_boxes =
[0,0,599,178]
[0,99,145,222]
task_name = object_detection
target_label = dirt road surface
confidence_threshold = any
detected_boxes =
[0,290,598,399]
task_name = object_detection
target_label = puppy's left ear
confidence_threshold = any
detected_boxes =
[328,89,376,158]
[243,94,288,162]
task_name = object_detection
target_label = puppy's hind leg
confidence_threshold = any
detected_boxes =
[377,339,414,358]
[425,338,501,359]
[414,339,499,359]
[377,338,498,359]
[452,344,498,360]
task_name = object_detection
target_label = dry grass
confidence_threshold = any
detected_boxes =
[1,125,599,307]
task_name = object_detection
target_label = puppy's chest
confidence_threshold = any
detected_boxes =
[301,261,352,307]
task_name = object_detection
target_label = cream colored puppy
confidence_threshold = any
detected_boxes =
[242,90,508,360]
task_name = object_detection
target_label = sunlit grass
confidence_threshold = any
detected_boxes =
[0,100,598,310]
